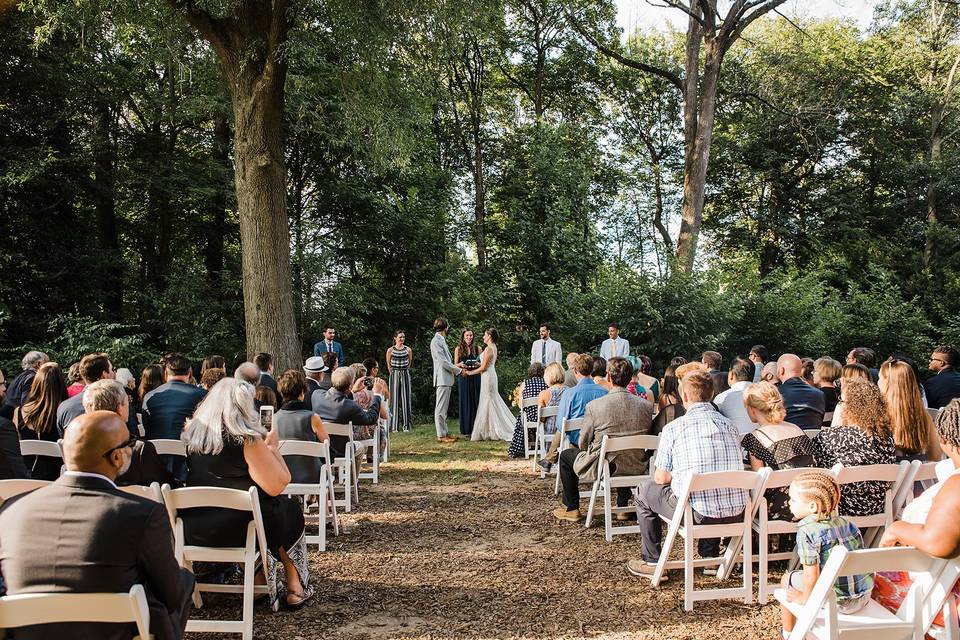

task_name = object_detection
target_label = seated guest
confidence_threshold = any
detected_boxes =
[274,370,328,483]
[200,355,226,377]
[675,361,707,381]
[631,355,659,403]
[537,362,567,437]
[66,362,85,397]
[924,344,960,409]
[81,379,176,487]
[317,352,337,392]
[255,385,280,409]
[0,368,30,479]
[348,363,388,454]
[539,354,606,468]
[554,358,653,521]
[777,354,825,430]
[626,371,746,578]
[714,357,757,435]
[749,344,769,383]
[740,382,815,519]
[563,352,579,388]
[136,363,164,416]
[312,367,382,458]
[812,357,841,416]
[702,350,729,396]
[1,350,49,420]
[200,367,225,391]
[0,411,194,639]
[653,365,685,435]
[116,367,136,395]
[760,361,780,384]
[591,357,610,390]
[303,356,327,410]
[847,346,879,381]
[142,353,206,440]
[813,378,896,517]
[831,363,872,426]
[508,363,546,459]
[879,357,940,462]
[874,398,960,628]
[255,352,278,393]
[801,357,816,386]
[56,352,115,436]
[233,361,260,385]
[16,362,68,480]
[182,378,313,609]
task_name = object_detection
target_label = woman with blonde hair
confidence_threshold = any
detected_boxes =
[740,382,815,519]
[813,378,896,516]
[878,357,940,461]
[181,378,313,609]
[813,357,842,415]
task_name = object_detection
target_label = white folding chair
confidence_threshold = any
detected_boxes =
[378,417,390,463]
[0,584,152,639]
[832,462,909,548]
[776,546,947,640]
[533,405,559,476]
[821,411,834,427]
[120,482,163,503]
[554,417,585,495]
[520,397,540,459]
[162,485,274,640]
[924,557,960,640]
[322,422,359,511]
[278,439,339,551]
[928,407,942,423]
[18,439,63,461]
[648,468,770,612]
[150,439,187,457]
[584,433,659,541]
[353,422,381,484]
[0,479,51,501]
[803,428,821,439]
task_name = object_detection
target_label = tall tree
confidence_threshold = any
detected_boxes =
[567,0,787,273]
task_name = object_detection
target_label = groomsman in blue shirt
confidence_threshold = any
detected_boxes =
[313,325,345,365]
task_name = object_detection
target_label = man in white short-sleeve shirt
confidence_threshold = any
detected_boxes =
[600,323,629,360]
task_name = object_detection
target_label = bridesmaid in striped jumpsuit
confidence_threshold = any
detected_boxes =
[386,330,413,432]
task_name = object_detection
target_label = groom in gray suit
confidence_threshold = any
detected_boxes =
[431,317,463,442]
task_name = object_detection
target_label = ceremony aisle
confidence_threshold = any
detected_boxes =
[189,423,781,640]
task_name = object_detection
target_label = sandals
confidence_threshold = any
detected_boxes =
[284,585,315,611]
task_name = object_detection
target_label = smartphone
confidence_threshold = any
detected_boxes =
[364,376,374,390]
[259,405,274,430]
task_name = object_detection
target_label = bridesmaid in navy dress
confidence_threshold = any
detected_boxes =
[455,329,481,436]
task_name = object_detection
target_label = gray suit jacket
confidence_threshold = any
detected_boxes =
[573,388,654,482]
[431,333,460,387]
[0,474,194,640]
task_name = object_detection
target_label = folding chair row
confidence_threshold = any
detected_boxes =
[323,422,360,511]
[278,439,340,551]
[554,417,586,496]
[0,585,152,639]
[520,396,540,459]
[583,433,659,541]
[533,405,559,477]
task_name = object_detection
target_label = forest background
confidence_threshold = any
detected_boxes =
[2,0,959,415]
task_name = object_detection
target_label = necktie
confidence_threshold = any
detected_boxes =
[541,341,546,365]
[327,341,332,352]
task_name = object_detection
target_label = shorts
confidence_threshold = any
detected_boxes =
[786,570,871,614]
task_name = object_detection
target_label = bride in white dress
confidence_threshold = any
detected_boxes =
[464,328,516,441]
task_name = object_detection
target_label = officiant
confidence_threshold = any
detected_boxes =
[455,329,481,437]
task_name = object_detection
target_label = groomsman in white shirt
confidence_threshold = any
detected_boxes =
[600,323,630,360]
[530,324,563,366]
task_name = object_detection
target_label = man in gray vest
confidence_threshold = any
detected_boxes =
[431,317,463,442]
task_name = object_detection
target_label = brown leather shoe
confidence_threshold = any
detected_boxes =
[552,506,583,522]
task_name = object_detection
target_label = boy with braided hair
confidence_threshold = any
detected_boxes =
[780,470,874,638]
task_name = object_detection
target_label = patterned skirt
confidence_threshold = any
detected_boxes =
[388,368,412,431]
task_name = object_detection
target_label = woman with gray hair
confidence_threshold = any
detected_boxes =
[181,377,314,610]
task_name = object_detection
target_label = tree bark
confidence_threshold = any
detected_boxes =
[172,0,301,370]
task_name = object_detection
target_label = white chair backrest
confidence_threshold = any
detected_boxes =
[323,422,353,440]
[560,417,585,434]
[163,485,255,513]
[760,467,813,492]
[0,479,51,501]
[18,440,62,459]
[521,396,539,410]
[683,469,766,495]
[119,482,163,503]
[914,461,939,484]
[801,428,820,439]
[927,407,941,423]
[601,433,659,455]
[150,439,186,457]
[539,405,559,420]
[278,439,328,459]
[832,462,902,484]
[0,584,150,636]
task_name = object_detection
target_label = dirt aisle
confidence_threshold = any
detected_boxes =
[198,431,781,639]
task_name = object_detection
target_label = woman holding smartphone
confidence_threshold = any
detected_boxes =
[385,330,413,432]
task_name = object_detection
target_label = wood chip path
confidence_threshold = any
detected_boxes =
[188,428,781,639]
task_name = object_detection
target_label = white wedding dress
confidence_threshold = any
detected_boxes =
[471,345,516,442]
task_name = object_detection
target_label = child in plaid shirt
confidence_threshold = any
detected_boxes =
[780,470,874,639]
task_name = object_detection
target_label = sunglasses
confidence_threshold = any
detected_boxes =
[102,435,138,460]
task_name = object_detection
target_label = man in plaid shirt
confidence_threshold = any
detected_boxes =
[627,370,747,579]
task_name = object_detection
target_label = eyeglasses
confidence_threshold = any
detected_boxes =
[102,435,138,460]
[931,357,948,365]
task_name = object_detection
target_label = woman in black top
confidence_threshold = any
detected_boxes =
[274,369,328,483]
[813,357,841,418]
[182,377,314,609]
[15,362,67,480]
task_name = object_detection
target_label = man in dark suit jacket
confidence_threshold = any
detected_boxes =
[312,368,381,457]
[303,356,327,411]
[255,352,278,393]
[142,353,206,440]
[777,353,825,430]
[0,411,194,640]
[0,351,48,420]
[57,352,117,437]
[925,345,960,409]
[313,325,345,365]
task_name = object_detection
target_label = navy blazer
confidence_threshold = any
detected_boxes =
[924,367,960,410]
[142,381,206,440]
[258,372,278,394]
[313,340,345,365]
[779,377,825,430]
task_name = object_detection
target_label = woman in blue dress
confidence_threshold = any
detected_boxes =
[455,329,481,437]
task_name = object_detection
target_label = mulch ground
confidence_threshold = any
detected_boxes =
[187,426,782,639]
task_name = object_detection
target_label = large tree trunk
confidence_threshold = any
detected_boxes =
[473,136,487,270]
[92,102,123,318]
[172,0,301,370]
